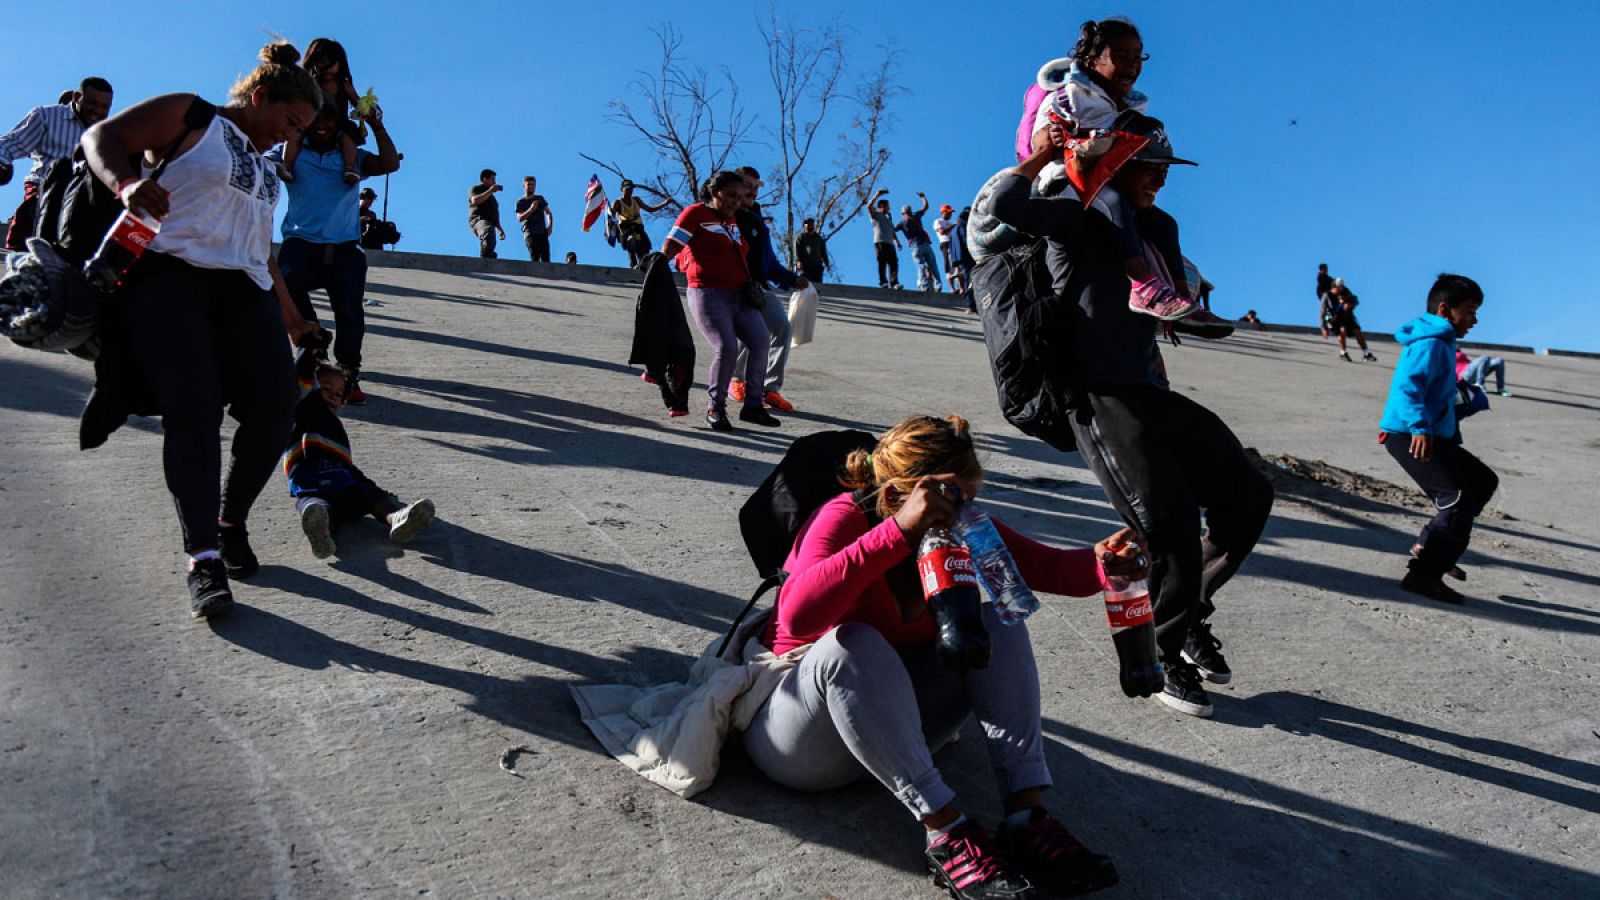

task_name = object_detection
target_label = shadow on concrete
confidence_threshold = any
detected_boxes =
[0,353,93,418]
[1040,717,1600,896]
[364,322,634,376]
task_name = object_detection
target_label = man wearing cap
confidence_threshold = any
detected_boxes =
[611,179,669,269]
[269,100,402,405]
[895,192,941,292]
[989,113,1274,720]
[0,77,113,250]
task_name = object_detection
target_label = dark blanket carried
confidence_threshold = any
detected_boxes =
[628,253,695,414]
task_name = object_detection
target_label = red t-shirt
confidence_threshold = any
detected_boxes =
[667,203,748,290]
[761,493,1110,654]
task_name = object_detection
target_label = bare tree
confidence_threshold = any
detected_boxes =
[758,9,900,270]
[581,26,755,214]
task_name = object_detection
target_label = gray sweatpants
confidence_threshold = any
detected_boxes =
[733,288,794,393]
[742,603,1050,819]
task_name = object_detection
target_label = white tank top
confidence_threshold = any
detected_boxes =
[146,113,280,289]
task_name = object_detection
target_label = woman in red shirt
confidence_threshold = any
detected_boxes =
[744,414,1146,900]
[660,171,776,432]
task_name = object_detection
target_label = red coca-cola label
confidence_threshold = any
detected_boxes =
[108,212,158,254]
[1104,591,1153,629]
[918,546,977,599]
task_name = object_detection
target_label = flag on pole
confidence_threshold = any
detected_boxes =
[604,209,620,247]
[582,175,608,233]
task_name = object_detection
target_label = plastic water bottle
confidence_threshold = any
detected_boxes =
[953,502,1039,626]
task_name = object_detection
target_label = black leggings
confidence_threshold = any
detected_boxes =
[1069,388,1275,662]
[1384,435,1498,579]
[125,254,297,553]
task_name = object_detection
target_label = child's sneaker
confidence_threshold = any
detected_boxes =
[999,810,1119,897]
[1129,277,1198,321]
[387,499,435,545]
[925,821,1038,900]
[300,501,337,560]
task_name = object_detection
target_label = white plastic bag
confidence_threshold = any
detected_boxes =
[788,284,818,347]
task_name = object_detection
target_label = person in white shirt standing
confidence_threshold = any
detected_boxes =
[0,77,114,249]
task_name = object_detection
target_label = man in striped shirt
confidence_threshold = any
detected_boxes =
[0,77,114,250]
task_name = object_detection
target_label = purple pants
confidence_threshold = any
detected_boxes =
[686,286,769,413]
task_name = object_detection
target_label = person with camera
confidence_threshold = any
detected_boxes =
[269,97,401,405]
[80,41,324,618]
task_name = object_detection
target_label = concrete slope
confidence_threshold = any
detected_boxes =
[1,266,1596,898]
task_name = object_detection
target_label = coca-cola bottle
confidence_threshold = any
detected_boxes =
[918,526,990,669]
[1103,550,1162,697]
[83,210,160,293]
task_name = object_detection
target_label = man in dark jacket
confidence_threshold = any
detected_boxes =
[793,218,830,284]
[731,166,809,412]
[990,115,1274,720]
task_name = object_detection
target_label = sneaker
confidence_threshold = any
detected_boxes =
[1496,390,1513,397]
[925,821,1038,900]
[729,380,747,403]
[1171,307,1235,339]
[1128,279,1198,321]
[1411,545,1465,581]
[706,409,734,432]
[739,405,781,427]
[346,382,368,405]
[1339,350,1353,362]
[342,167,360,185]
[187,558,235,619]
[300,501,337,560]
[388,499,435,545]
[1155,661,1213,718]
[217,524,259,578]
[1000,810,1118,897]
[640,371,658,385]
[1181,621,1232,684]
[1401,567,1465,604]
[668,408,689,418]
[763,390,794,412]
[1363,351,1378,362]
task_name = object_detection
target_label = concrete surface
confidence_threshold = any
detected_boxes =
[2,264,1597,899]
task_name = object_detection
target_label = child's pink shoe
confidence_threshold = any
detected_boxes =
[1129,276,1198,321]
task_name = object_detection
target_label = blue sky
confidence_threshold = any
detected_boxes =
[4,1,1597,350]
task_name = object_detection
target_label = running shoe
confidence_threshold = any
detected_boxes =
[640,371,658,385]
[300,501,337,560]
[1363,351,1378,362]
[1171,307,1235,339]
[217,523,260,578]
[999,810,1118,897]
[729,380,746,403]
[706,409,734,432]
[739,405,781,427]
[1401,568,1465,605]
[1128,279,1198,321]
[1155,660,1214,718]
[1182,621,1232,684]
[763,390,794,412]
[1339,350,1353,362]
[187,559,235,619]
[925,821,1037,900]
[388,499,436,545]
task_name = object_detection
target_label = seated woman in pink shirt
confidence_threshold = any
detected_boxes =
[745,413,1146,900]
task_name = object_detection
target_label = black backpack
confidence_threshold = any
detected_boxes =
[718,429,877,654]
[970,238,1078,453]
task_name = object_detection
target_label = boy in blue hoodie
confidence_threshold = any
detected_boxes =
[1379,274,1497,604]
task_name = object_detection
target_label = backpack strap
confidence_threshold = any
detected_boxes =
[715,570,786,659]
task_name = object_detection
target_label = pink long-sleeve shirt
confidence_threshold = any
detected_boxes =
[762,493,1110,654]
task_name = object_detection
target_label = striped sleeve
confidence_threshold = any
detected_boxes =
[0,107,45,162]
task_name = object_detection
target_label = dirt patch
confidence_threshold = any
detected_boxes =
[1245,449,1507,520]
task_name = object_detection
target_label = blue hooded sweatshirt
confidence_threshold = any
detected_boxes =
[1380,313,1459,437]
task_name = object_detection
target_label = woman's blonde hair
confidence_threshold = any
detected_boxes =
[841,414,982,519]
[229,41,322,108]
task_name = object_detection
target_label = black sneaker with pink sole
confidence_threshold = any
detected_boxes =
[925,821,1037,900]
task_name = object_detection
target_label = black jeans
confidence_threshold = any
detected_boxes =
[1069,388,1275,662]
[124,254,297,553]
[278,238,368,375]
[875,242,898,286]
[524,231,550,263]
[1383,435,1498,579]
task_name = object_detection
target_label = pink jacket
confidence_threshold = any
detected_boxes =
[763,493,1109,654]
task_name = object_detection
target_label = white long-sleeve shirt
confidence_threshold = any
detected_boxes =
[0,104,89,183]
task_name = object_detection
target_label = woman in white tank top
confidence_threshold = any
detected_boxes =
[81,41,323,619]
